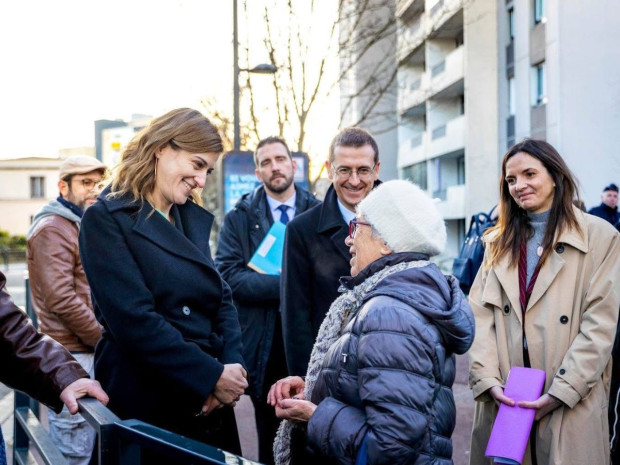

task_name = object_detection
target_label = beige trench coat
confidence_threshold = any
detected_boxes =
[468,208,620,465]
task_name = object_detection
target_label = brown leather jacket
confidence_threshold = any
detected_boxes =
[27,213,102,352]
[0,271,88,413]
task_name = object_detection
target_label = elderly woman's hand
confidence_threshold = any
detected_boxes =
[275,398,317,422]
[267,376,305,407]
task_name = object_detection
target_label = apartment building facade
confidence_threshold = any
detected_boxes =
[497,0,620,209]
[394,0,620,258]
[397,0,477,258]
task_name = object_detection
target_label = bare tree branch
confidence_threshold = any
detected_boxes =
[242,2,261,146]
[263,5,286,136]
[237,0,397,155]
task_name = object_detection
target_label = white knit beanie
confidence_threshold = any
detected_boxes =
[357,180,446,256]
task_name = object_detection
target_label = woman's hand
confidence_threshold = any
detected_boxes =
[488,385,515,407]
[518,394,563,420]
[213,363,248,406]
[267,376,305,407]
[275,398,316,422]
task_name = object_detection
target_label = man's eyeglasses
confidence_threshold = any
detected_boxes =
[348,219,372,239]
[73,179,101,189]
[332,165,376,180]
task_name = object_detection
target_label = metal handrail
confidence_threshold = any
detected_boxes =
[13,392,68,465]
[13,395,261,465]
[78,397,261,465]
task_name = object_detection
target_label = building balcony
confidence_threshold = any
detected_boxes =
[435,184,466,220]
[428,45,464,98]
[396,0,424,19]
[397,13,428,63]
[428,114,465,158]
[428,0,462,33]
[398,72,430,115]
[398,131,430,168]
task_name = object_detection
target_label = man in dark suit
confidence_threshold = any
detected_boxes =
[588,183,619,226]
[215,136,319,464]
[281,127,381,377]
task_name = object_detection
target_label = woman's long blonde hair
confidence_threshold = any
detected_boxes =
[486,139,582,268]
[111,108,223,205]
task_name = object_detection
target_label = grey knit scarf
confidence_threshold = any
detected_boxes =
[273,258,430,465]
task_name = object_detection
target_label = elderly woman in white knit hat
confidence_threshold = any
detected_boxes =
[267,179,475,465]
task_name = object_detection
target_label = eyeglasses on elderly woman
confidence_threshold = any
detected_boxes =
[348,219,372,239]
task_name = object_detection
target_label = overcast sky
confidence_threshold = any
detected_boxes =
[0,0,338,161]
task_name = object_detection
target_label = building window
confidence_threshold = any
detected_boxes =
[30,176,45,198]
[508,7,515,40]
[531,62,546,106]
[457,155,465,185]
[534,0,545,24]
[433,158,445,200]
[508,77,516,115]
[402,161,427,190]
[507,115,516,148]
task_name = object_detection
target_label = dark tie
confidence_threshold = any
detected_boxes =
[277,205,290,225]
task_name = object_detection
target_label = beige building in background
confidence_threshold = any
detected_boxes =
[0,148,96,236]
[0,157,63,235]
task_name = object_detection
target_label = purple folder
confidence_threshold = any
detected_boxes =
[485,366,546,465]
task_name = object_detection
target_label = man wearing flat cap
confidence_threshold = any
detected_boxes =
[588,183,619,226]
[26,155,107,465]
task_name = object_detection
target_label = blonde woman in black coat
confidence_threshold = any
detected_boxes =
[79,108,247,456]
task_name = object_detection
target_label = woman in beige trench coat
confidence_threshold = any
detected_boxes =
[468,139,620,465]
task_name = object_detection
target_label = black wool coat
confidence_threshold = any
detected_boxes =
[281,184,355,376]
[79,189,244,430]
[588,203,620,226]
[215,184,320,398]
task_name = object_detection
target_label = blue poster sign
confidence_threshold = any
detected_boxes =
[222,151,310,213]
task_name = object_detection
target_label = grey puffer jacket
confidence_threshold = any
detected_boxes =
[307,253,475,465]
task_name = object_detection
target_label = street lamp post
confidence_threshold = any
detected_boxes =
[233,0,276,151]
